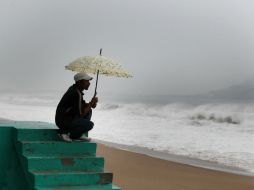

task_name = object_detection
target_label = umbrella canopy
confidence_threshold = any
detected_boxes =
[65,49,132,96]
[65,55,132,78]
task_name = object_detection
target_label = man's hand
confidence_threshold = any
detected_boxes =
[90,97,98,108]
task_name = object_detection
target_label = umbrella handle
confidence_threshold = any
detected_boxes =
[94,70,99,97]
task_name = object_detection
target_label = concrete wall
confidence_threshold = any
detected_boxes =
[0,127,29,190]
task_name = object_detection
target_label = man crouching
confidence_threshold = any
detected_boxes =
[55,72,98,142]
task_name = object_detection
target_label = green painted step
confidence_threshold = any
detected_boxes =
[12,128,123,190]
[26,156,104,172]
[18,141,97,157]
[17,129,59,141]
[16,128,88,141]
[30,171,113,186]
[35,184,122,190]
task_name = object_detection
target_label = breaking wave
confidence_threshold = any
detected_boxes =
[0,93,254,174]
[190,113,241,124]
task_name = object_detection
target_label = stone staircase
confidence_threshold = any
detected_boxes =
[14,128,122,190]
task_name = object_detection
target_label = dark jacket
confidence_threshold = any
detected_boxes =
[55,84,84,129]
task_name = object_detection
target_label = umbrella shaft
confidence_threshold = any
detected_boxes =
[94,70,99,97]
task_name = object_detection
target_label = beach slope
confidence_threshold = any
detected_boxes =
[97,143,254,190]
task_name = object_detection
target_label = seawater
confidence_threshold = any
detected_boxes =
[0,92,253,174]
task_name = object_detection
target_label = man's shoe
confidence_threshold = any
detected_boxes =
[58,133,72,142]
[72,136,91,142]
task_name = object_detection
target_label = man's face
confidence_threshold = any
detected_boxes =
[79,79,90,91]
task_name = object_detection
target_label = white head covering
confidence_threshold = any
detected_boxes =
[74,72,93,82]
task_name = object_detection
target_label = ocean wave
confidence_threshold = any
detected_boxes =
[0,95,254,173]
[0,93,58,106]
[99,103,122,110]
[98,102,251,124]
[190,113,241,125]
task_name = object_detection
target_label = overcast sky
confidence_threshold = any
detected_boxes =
[1,0,254,96]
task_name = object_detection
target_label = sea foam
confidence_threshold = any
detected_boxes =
[0,93,253,174]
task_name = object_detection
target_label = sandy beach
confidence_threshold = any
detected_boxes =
[96,143,254,190]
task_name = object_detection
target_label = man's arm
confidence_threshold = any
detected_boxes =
[80,103,92,117]
[80,97,98,117]
[90,97,98,108]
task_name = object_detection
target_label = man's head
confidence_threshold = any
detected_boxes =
[74,72,93,91]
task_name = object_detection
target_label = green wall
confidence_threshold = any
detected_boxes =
[0,127,29,190]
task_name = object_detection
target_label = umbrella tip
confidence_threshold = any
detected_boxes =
[100,48,102,56]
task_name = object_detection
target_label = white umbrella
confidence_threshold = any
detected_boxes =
[65,49,132,96]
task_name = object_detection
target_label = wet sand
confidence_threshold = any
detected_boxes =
[96,143,254,190]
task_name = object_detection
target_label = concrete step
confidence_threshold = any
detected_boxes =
[26,156,104,172]
[35,184,122,190]
[30,171,113,186]
[13,128,122,190]
[18,141,96,157]
[16,128,88,141]
[17,129,59,141]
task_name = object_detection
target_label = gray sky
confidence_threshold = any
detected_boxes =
[1,0,254,96]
